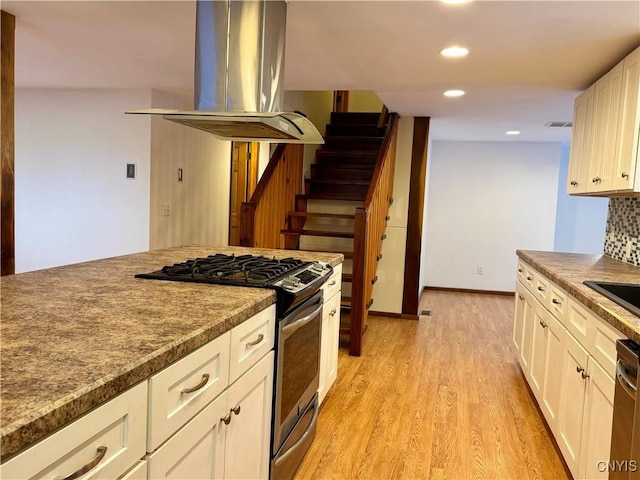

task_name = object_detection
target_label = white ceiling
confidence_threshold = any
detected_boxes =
[3,0,640,143]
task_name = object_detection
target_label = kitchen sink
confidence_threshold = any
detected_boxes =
[584,281,640,318]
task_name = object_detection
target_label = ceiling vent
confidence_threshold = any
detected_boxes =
[545,121,573,128]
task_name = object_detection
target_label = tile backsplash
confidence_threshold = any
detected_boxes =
[604,197,640,266]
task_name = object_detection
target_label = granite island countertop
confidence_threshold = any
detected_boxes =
[0,245,343,460]
[516,250,640,343]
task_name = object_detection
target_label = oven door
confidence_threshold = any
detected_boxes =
[273,290,323,454]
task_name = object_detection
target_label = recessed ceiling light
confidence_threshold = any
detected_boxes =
[440,46,469,58]
[444,89,465,97]
[506,130,521,135]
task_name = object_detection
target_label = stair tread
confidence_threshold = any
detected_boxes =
[281,228,355,239]
[317,150,380,156]
[305,192,365,201]
[287,211,356,220]
[312,163,375,170]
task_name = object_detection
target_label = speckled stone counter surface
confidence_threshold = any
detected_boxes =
[0,245,343,460]
[516,250,640,343]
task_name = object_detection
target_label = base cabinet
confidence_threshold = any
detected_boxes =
[148,352,274,480]
[513,259,622,480]
[319,264,342,405]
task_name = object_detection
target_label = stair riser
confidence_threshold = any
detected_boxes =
[330,112,381,125]
[308,184,368,199]
[310,166,373,182]
[325,124,382,137]
[324,138,383,150]
[316,152,379,166]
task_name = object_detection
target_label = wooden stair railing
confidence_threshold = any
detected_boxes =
[350,112,399,356]
[239,144,304,248]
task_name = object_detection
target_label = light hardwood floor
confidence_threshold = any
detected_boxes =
[295,290,570,480]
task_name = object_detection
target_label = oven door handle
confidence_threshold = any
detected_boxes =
[274,400,319,467]
[282,302,324,335]
[616,359,638,398]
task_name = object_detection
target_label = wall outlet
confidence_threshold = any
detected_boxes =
[162,203,171,217]
[476,266,484,275]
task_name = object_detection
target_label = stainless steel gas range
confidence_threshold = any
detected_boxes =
[136,253,333,480]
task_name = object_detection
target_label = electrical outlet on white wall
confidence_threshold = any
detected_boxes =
[162,203,171,217]
[476,266,484,275]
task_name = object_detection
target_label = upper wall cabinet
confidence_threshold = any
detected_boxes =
[567,46,640,196]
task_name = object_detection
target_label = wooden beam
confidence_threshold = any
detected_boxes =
[1,10,16,276]
[401,117,430,315]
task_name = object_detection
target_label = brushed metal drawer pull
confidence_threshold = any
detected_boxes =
[518,294,524,300]
[527,276,533,281]
[581,371,590,380]
[54,446,107,480]
[181,373,210,394]
[537,286,545,292]
[230,404,241,415]
[576,365,585,374]
[621,172,629,178]
[329,308,337,317]
[552,299,562,305]
[539,320,548,329]
[328,280,337,286]
[246,333,264,348]
[518,268,524,273]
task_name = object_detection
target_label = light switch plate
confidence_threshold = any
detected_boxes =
[126,163,136,179]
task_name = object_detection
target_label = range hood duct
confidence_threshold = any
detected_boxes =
[127,0,324,144]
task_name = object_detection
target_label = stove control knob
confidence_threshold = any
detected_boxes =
[282,277,300,289]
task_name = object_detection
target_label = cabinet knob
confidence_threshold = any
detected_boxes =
[221,414,232,425]
[330,308,337,317]
[518,294,524,301]
[621,172,629,179]
[230,404,241,416]
[539,320,548,329]
[570,180,578,186]
[591,176,601,183]
[581,371,590,380]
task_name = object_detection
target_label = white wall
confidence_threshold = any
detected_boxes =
[149,90,232,249]
[553,145,609,253]
[423,141,562,292]
[15,88,152,273]
[370,115,413,313]
[348,91,383,112]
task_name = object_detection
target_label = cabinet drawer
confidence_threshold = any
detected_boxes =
[1,382,147,480]
[566,297,593,346]
[523,265,537,292]
[547,281,568,324]
[587,315,624,378]
[533,274,550,306]
[148,332,230,452]
[230,304,275,384]
[516,260,527,282]
[322,263,342,302]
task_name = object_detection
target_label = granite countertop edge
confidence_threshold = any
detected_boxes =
[516,250,640,343]
[0,245,344,461]
[0,296,274,461]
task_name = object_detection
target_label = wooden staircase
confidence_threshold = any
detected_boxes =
[281,111,397,355]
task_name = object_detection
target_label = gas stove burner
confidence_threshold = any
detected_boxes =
[136,252,333,315]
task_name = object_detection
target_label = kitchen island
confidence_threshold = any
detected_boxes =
[0,245,343,463]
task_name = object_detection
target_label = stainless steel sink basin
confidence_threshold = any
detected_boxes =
[584,281,640,317]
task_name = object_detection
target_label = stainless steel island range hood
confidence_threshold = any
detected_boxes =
[127,0,324,144]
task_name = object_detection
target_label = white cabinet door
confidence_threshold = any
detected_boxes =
[612,46,640,191]
[529,300,548,400]
[147,391,228,480]
[224,351,274,480]
[512,284,526,356]
[540,312,565,436]
[557,333,590,479]
[568,85,595,194]
[579,359,615,480]
[519,288,536,378]
[319,291,341,405]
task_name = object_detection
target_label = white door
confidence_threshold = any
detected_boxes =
[147,391,227,480]
[224,351,274,480]
[579,359,615,480]
[557,334,590,479]
[540,312,566,436]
